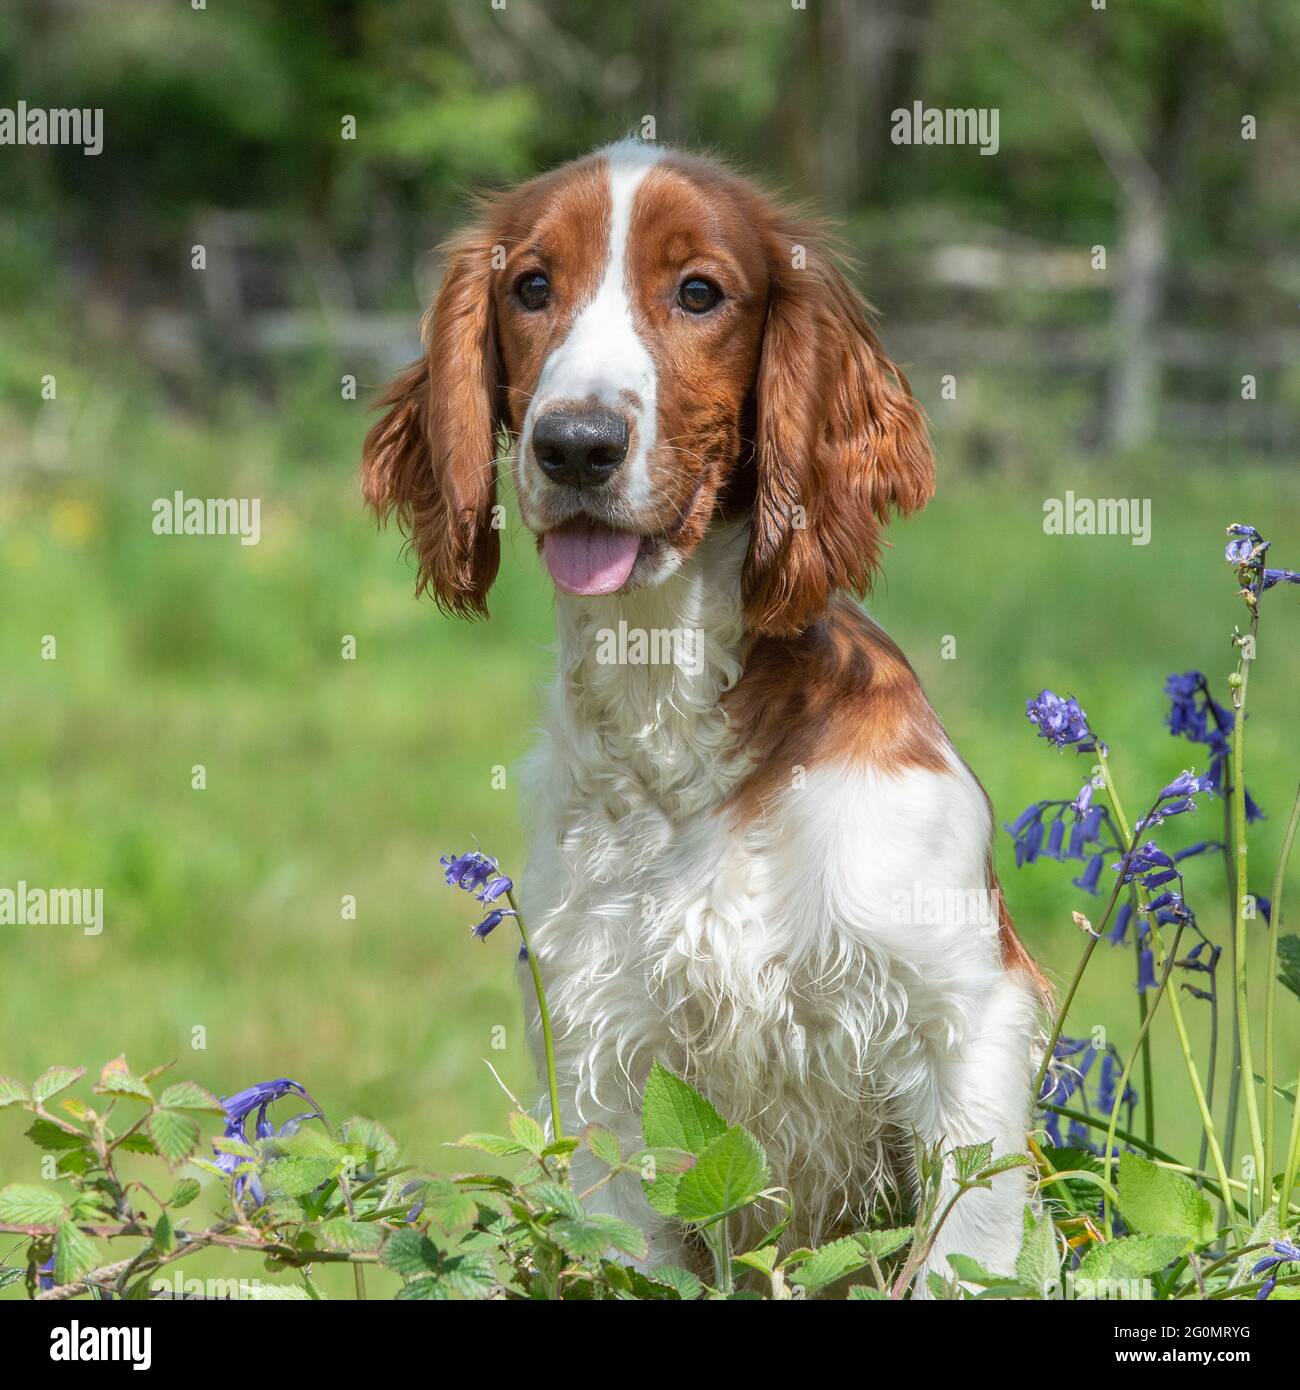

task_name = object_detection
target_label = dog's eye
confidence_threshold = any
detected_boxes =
[678,277,722,314]
[515,272,551,311]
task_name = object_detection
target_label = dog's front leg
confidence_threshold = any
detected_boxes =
[897,973,1038,1296]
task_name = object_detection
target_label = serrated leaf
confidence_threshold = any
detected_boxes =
[525,1180,584,1220]
[1016,1205,1060,1292]
[318,1218,385,1253]
[0,1184,68,1224]
[848,1284,887,1299]
[507,1110,546,1156]
[647,1264,703,1300]
[674,1126,769,1225]
[456,1132,529,1157]
[952,1140,995,1182]
[262,1156,337,1196]
[148,1109,199,1166]
[32,1066,85,1104]
[734,1246,779,1275]
[53,1220,98,1285]
[541,1136,580,1161]
[158,1081,225,1115]
[585,1125,621,1168]
[168,1178,201,1209]
[419,1177,479,1231]
[435,1251,495,1298]
[25,1118,89,1152]
[1077,1234,1189,1282]
[343,1116,399,1167]
[0,1267,25,1290]
[94,1055,152,1102]
[212,1135,257,1158]
[789,1236,871,1293]
[947,1252,1006,1286]
[641,1062,727,1156]
[550,1213,647,1260]
[395,1275,450,1300]
[382,1227,441,1277]
[0,1077,31,1109]
[857,1226,913,1260]
[116,1132,157,1155]
[1117,1151,1215,1244]
[978,1153,1034,1180]
[241,1283,314,1300]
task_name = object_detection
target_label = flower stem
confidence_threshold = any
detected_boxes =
[1270,782,1300,1210]
[507,890,563,1141]
[1097,757,1233,1226]
[1229,625,1266,1210]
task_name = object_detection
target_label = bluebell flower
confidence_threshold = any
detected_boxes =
[1026,690,1100,753]
[1251,1240,1300,1301]
[1108,901,1134,945]
[1071,780,1094,816]
[1260,567,1300,591]
[1072,853,1105,896]
[441,850,518,939]
[1136,949,1158,993]
[216,1077,323,1208]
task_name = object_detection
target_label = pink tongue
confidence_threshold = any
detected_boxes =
[543,524,642,596]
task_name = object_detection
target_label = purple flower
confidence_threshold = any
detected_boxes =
[1026,690,1100,753]
[1251,1240,1300,1300]
[1071,780,1094,816]
[1108,901,1134,945]
[1136,948,1158,993]
[1072,853,1105,896]
[442,850,519,941]
[215,1078,323,1208]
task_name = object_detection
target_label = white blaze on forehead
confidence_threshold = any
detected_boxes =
[527,141,663,504]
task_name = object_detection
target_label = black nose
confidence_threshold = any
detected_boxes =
[532,408,629,487]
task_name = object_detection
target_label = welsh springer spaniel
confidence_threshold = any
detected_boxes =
[363,141,1045,1287]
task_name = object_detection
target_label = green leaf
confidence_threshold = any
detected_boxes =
[541,1136,580,1161]
[641,1062,727,1156]
[646,1265,703,1300]
[550,1213,647,1261]
[0,1267,25,1290]
[524,1180,584,1220]
[395,1275,450,1300]
[211,1135,257,1158]
[436,1252,495,1299]
[789,1236,870,1293]
[0,1184,68,1224]
[420,1177,479,1232]
[94,1056,152,1103]
[32,1066,85,1104]
[343,1116,399,1167]
[167,1178,201,1209]
[1077,1234,1189,1282]
[158,1081,225,1114]
[951,1140,995,1182]
[318,1218,386,1253]
[848,1284,888,1299]
[116,1132,158,1155]
[54,1220,99,1286]
[733,1246,779,1275]
[262,1156,337,1197]
[382,1228,441,1277]
[148,1109,200,1166]
[0,1077,30,1109]
[673,1125,769,1225]
[151,1210,175,1254]
[456,1132,529,1157]
[857,1226,914,1260]
[585,1125,621,1168]
[977,1153,1034,1180]
[1277,935,1300,1002]
[1016,1205,1061,1292]
[1116,1151,1215,1244]
[508,1111,546,1156]
[25,1119,89,1152]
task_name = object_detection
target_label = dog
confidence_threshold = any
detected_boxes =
[362,140,1045,1286]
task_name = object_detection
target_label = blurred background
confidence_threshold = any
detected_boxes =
[2,0,1298,1295]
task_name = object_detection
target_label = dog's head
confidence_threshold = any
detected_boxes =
[362,141,933,635]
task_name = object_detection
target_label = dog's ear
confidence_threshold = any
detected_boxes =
[361,228,503,617]
[743,222,934,637]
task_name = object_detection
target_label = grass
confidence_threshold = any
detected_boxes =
[1,368,1297,1296]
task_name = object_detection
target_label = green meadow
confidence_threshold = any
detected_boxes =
[2,369,1298,1295]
